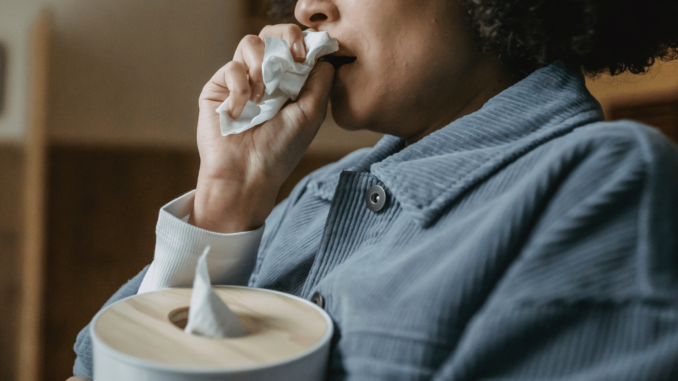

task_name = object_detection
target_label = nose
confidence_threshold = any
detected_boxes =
[295,0,339,30]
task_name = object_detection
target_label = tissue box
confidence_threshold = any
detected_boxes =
[90,286,333,381]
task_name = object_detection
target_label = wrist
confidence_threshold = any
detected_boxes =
[190,174,278,233]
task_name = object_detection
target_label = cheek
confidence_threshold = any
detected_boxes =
[329,61,383,130]
[329,25,469,131]
[336,63,418,129]
[330,74,410,133]
[329,75,370,130]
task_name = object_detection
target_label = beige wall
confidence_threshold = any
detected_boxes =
[46,0,246,147]
[0,0,45,142]
[42,0,383,152]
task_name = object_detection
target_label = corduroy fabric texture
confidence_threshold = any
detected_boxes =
[74,61,678,380]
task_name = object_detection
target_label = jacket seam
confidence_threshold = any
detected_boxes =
[627,123,654,297]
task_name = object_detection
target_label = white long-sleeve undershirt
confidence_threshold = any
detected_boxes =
[137,191,264,294]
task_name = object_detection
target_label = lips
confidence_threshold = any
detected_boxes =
[320,42,357,69]
[321,54,357,69]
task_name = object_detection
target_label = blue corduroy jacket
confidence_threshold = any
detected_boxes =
[74,61,678,380]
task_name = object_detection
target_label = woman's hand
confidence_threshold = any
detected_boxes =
[66,377,90,381]
[190,24,335,233]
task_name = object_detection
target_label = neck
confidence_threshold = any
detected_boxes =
[404,58,524,146]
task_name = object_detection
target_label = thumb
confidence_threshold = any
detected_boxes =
[289,61,336,129]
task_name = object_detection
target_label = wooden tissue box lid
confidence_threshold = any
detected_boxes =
[93,286,329,370]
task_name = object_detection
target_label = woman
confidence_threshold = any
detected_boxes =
[70,0,678,379]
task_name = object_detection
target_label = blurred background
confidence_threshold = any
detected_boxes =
[0,0,676,380]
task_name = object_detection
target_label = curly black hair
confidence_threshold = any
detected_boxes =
[268,0,678,76]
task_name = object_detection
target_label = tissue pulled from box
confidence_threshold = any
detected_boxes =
[217,30,339,136]
[184,247,249,338]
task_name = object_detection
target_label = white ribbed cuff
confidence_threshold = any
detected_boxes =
[138,191,265,294]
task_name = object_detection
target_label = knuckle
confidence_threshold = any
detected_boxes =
[198,98,211,109]
[258,25,272,37]
[284,23,301,34]
[232,87,249,97]
[242,34,261,45]
[224,61,243,72]
[250,68,264,82]
[260,23,302,39]
[285,105,316,131]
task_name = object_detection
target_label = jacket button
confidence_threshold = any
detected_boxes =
[311,291,325,308]
[365,185,386,212]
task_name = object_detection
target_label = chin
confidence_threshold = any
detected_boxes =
[332,112,363,131]
[329,96,370,132]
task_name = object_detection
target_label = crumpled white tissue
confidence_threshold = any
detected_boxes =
[184,247,249,338]
[217,30,339,136]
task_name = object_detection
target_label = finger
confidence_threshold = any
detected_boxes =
[283,26,307,63]
[260,24,306,63]
[288,61,335,129]
[200,63,232,107]
[298,61,335,110]
[222,61,251,120]
[234,35,266,103]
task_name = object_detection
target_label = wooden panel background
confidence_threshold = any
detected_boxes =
[43,145,199,379]
[607,94,678,143]
[0,144,24,381]
[41,145,341,379]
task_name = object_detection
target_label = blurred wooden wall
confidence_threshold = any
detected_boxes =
[0,8,49,381]
[43,146,200,378]
[607,92,678,143]
[586,60,678,143]
[0,143,25,380]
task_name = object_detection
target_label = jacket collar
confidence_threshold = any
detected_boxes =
[308,61,605,227]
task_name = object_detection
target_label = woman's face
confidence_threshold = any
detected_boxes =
[295,0,514,141]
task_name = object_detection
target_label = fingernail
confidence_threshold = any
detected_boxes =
[293,41,306,60]
[252,83,265,103]
[228,101,243,120]
[232,105,244,120]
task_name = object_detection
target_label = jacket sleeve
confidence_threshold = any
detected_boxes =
[433,124,678,381]
[73,265,149,379]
